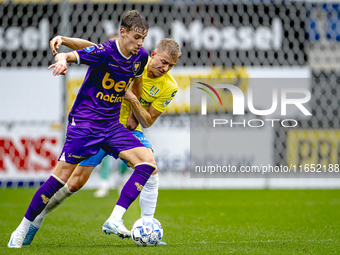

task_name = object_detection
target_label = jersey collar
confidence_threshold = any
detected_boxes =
[115,40,132,60]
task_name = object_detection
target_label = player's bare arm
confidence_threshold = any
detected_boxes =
[50,36,95,55]
[124,89,162,128]
[130,76,143,99]
[48,52,77,76]
[126,111,139,131]
[126,76,143,130]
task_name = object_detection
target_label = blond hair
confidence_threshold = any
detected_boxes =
[155,38,181,59]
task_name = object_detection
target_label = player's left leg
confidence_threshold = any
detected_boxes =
[131,131,166,246]
[115,159,128,195]
[130,131,159,218]
[93,156,111,198]
[108,130,159,219]
[102,146,156,238]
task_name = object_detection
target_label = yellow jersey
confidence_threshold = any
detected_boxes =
[119,61,178,132]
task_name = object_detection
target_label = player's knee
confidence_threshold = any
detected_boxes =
[53,162,77,182]
[152,168,158,174]
[67,182,81,192]
[55,171,71,183]
[138,155,157,167]
[148,158,157,167]
[145,154,157,166]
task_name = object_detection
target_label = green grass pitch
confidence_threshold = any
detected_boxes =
[1,189,340,254]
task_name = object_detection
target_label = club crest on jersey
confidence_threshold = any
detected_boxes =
[149,85,160,96]
[132,61,141,75]
[84,45,95,53]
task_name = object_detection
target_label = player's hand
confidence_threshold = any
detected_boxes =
[48,59,68,76]
[127,114,138,131]
[50,36,63,56]
[124,89,137,102]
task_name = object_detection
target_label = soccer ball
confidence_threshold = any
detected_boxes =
[131,217,163,246]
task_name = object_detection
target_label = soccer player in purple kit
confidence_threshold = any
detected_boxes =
[8,10,155,248]
[20,37,181,247]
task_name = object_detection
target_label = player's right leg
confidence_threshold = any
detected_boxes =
[23,149,108,245]
[23,165,95,245]
[10,124,106,248]
[8,161,77,248]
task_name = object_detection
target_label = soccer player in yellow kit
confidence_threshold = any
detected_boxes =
[23,37,181,245]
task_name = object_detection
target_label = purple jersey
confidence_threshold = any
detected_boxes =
[71,40,148,128]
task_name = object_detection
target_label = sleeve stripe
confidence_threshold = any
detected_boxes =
[73,51,80,65]
[135,73,143,77]
[151,102,165,113]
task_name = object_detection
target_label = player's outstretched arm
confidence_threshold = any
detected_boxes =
[50,35,95,55]
[48,52,77,76]
[124,89,162,128]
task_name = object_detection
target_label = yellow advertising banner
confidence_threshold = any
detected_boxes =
[287,129,340,167]
[67,66,249,115]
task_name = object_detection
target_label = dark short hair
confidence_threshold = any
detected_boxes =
[121,10,149,33]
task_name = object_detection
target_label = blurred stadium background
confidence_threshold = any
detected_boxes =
[1,0,340,190]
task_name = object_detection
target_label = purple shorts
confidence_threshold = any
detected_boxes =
[58,122,145,164]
